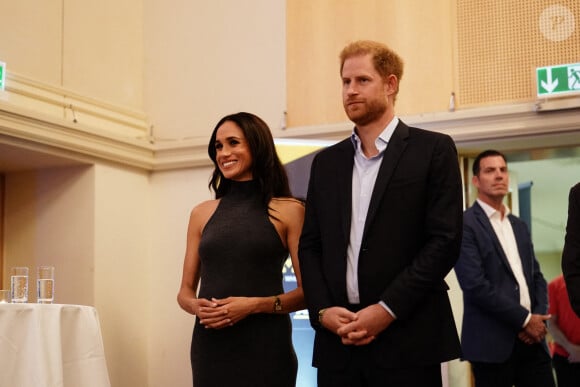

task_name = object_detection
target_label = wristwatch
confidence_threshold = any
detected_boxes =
[273,296,282,312]
[318,308,327,323]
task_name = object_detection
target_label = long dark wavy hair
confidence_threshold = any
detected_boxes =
[207,112,292,206]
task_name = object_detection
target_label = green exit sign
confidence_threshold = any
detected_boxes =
[537,63,580,98]
[0,61,5,91]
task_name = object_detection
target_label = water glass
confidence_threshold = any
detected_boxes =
[37,266,55,304]
[11,267,29,303]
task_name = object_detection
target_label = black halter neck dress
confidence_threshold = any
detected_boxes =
[191,180,298,387]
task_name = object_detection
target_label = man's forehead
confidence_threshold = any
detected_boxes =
[480,156,506,167]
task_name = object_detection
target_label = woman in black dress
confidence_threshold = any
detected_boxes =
[177,112,305,387]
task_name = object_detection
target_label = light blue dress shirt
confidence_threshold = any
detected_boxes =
[347,117,398,317]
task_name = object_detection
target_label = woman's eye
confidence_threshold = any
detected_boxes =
[215,143,223,150]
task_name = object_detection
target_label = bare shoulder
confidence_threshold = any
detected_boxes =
[189,199,220,230]
[270,197,305,221]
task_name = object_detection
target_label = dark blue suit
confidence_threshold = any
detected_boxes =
[455,202,553,386]
[454,201,549,362]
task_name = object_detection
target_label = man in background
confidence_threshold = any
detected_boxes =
[454,149,555,387]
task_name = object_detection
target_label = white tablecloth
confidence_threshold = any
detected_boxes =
[0,303,111,387]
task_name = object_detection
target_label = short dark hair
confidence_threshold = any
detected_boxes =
[207,112,291,205]
[472,149,507,176]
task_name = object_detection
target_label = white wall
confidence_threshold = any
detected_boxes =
[149,167,213,386]
[143,0,287,141]
[0,0,144,110]
[91,164,151,386]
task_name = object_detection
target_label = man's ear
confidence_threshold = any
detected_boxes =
[384,74,398,96]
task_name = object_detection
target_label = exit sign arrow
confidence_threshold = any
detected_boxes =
[541,70,558,93]
[537,63,580,98]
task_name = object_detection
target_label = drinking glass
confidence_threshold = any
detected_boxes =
[11,267,29,303]
[37,266,55,304]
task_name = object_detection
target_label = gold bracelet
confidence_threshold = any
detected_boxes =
[273,296,282,313]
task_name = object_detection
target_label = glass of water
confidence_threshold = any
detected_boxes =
[37,266,55,304]
[11,267,29,303]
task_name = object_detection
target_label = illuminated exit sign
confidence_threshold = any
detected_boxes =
[536,63,580,98]
[0,61,5,91]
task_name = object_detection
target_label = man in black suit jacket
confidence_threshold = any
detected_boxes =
[563,182,580,316]
[454,150,555,387]
[298,40,463,387]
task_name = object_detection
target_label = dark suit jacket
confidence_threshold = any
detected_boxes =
[454,201,549,362]
[562,182,580,317]
[298,121,463,369]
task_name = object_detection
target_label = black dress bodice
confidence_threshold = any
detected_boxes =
[191,180,297,387]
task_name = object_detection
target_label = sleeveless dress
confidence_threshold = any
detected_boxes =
[191,180,298,387]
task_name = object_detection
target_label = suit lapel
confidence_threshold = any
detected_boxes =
[362,122,408,238]
[473,202,516,279]
[335,140,355,241]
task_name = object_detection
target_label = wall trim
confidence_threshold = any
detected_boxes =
[1,75,579,172]
[280,98,580,155]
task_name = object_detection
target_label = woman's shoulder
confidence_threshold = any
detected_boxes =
[270,197,305,218]
[189,199,220,225]
[270,196,304,208]
[192,198,219,211]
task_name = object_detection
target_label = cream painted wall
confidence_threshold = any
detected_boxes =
[93,164,151,387]
[0,0,143,110]
[62,0,144,109]
[3,166,95,306]
[0,1,63,85]
[149,167,213,386]
[143,0,287,141]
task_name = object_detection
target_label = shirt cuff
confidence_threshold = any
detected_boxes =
[379,301,397,319]
[522,312,531,328]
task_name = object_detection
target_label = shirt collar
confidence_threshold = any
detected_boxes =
[477,198,511,219]
[350,117,399,155]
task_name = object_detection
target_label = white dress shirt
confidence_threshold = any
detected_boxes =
[346,117,398,310]
[477,199,532,326]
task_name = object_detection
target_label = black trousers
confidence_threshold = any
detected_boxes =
[317,345,442,387]
[552,353,580,387]
[471,340,555,387]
